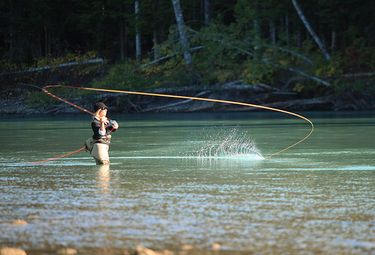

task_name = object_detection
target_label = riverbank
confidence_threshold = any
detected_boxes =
[0,245,253,255]
[1,81,374,115]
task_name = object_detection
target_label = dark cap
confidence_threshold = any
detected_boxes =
[94,102,108,112]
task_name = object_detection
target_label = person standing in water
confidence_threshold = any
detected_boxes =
[85,102,119,165]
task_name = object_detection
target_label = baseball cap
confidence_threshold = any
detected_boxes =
[94,102,108,111]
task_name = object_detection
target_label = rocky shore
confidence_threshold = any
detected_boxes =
[1,81,374,115]
[0,245,257,255]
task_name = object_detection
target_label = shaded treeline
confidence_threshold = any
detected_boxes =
[1,0,374,66]
[1,0,375,115]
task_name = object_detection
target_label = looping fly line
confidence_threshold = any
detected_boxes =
[31,84,314,164]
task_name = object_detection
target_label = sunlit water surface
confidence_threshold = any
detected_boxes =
[0,112,374,254]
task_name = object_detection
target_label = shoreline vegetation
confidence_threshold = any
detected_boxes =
[1,1,375,114]
[0,58,374,115]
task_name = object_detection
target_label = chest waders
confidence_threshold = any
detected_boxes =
[85,135,112,165]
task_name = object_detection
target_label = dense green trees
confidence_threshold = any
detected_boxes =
[1,0,374,91]
[1,0,372,63]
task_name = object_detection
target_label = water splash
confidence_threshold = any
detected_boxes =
[194,128,264,160]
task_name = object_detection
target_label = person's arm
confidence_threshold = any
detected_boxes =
[99,116,109,135]
[99,120,106,135]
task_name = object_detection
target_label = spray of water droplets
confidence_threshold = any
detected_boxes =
[190,128,263,160]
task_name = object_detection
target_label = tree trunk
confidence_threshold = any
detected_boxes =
[192,0,197,21]
[171,0,193,67]
[253,19,261,59]
[9,24,14,62]
[35,33,41,59]
[124,25,129,59]
[153,0,160,60]
[269,19,276,44]
[331,31,336,51]
[8,0,15,62]
[134,0,141,62]
[253,1,261,50]
[253,19,260,38]
[153,29,159,60]
[204,0,210,26]
[296,30,301,47]
[44,25,48,57]
[291,0,331,61]
[285,15,289,46]
[120,21,125,61]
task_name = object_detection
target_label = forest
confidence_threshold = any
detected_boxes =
[1,0,375,112]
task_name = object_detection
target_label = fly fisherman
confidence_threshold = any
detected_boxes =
[85,102,119,165]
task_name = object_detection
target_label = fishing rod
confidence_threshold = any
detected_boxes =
[30,84,314,164]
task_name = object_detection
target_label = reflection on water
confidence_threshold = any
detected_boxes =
[0,112,374,254]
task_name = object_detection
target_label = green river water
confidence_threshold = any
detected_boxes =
[0,112,374,254]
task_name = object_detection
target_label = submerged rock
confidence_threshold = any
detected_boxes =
[26,213,39,220]
[136,245,173,255]
[180,244,194,251]
[211,243,221,251]
[56,248,77,255]
[0,247,27,255]
[11,220,27,225]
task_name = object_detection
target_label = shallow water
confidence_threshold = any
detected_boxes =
[0,112,374,254]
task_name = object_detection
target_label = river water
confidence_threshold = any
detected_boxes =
[0,112,374,254]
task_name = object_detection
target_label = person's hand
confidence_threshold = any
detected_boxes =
[112,121,119,129]
[100,116,109,125]
[110,120,119,129]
